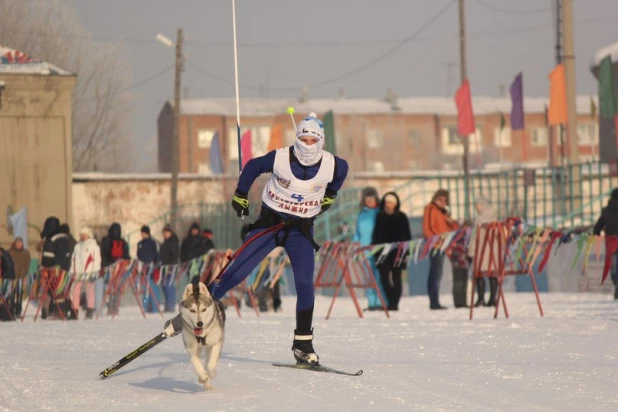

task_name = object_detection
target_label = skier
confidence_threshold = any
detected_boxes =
[163,113,348,365]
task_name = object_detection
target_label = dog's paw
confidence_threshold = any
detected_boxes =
[203,382,214,391]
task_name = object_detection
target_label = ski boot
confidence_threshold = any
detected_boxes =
[292,329,319,365]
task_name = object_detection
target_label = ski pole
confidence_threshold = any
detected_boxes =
[231,0,244,222]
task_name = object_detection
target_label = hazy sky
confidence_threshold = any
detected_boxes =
[63,0,617,171]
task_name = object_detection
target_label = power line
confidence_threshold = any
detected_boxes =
[186,0,456,91]
[473,0,552,14]
[75,64,174,102]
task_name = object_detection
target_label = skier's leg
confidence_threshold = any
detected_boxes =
[210,228,277,300]
[285,229,319,364]
[163,228,276,336]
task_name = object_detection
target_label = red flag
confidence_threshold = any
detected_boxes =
[241,129,252,168]
[455,79,476,136]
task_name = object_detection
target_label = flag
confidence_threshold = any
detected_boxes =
[241,129,252,168]
[590,96,597,119]
[209,131,223,175]
[509,72,524,130]
[598,55,617,119]
[267,124,283,152]
[499,112,505,131]
[455,79,476,136]
[548,64,568,125]
[323,110,337,155]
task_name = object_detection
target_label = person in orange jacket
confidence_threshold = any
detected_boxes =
[422,189,459,310]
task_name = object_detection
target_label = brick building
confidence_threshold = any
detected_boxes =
[158,96,599,174]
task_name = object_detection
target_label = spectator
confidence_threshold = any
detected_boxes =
[0,246,16,321]
[8,237,31,316]
[181,222,207,262]
[353,187,387,311]
[593,187,618,299]
[160,224,180,312]
[422,189,459,310]
[372,192,412,311]
[202,228,216,252]
[448,221,472,308]
[70,227,101,320]
[59,224,77,261]
[100,222,130,315]
[40,216,72,319]
[467,196,499,307]
[138,225,161,313]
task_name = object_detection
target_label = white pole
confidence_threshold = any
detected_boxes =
[232,0,242,172]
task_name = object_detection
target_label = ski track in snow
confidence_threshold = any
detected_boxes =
[1,293,617,412]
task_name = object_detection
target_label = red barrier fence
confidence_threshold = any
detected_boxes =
[469,218,544,320]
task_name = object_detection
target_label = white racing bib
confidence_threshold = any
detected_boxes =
[262,148,335,218]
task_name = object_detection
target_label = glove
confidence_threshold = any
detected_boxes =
[321,190,337,213]
[232,190,249,217]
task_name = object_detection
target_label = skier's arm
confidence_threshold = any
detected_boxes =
[236,150,276,194]
[326,156,349,195]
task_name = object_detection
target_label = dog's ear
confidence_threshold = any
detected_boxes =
[198,282,211,297]
[182,283,193,301]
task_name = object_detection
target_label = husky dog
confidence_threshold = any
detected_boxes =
[178,282,225,390]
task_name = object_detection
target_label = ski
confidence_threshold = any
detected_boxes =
[99,332,168,379]
[272,362,363,376]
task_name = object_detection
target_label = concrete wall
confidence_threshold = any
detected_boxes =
[0,73,76,248]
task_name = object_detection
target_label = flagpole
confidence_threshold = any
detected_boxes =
[232,0,244,222]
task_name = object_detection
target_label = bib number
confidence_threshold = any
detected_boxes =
[291,193,305,202]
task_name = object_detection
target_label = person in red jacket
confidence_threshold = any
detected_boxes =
[422,189,459,310]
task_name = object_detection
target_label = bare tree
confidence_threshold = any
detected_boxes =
[0,0,133,172]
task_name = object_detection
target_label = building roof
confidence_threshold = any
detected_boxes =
[175,95,597,117]
[591,41,618,69]
[0,46,72,76]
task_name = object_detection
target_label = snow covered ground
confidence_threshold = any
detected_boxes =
[1,293,618,412]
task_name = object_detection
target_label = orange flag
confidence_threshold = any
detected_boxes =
[548,64,568,125]
[267,125,283,152]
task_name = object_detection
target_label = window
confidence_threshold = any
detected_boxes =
[493,127,512,148]
[408,128,421,147]
[227,125,272,160]
[368,161,384,172]
[531,127,548,146]
[441,126,481,155]
[366,129,383,148]
[577,122,597,145]
[197,129,215,149]
[407,160,420,170]
[198,162,211,175]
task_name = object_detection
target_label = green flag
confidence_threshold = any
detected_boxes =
[323,110,337,155]
[598,55,617,119]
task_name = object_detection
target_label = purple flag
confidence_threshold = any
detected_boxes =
[209,131,224,175]
[509,72,524,130]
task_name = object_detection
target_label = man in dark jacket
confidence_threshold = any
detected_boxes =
[39,216,73,319]
[181,222,207,262]
[99,222,130,315]
[202,228,216,253]
[160,224,180,312]
[137,225,160,313]
[593,188,618,299]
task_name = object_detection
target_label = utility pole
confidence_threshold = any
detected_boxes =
[171,28,184,229]
[185,87,193,174]
[458,0,471,219]
[562,0,581,217]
